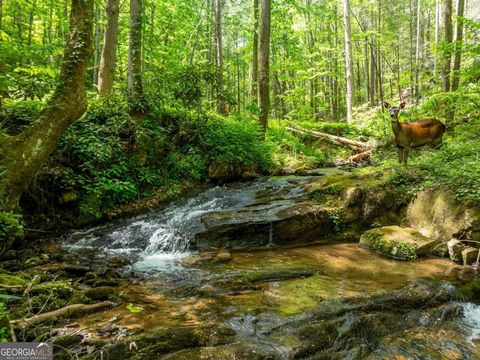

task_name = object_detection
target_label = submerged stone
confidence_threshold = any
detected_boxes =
[359,226,439,260]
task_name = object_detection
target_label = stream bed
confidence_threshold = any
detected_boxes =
[65,173,480,359]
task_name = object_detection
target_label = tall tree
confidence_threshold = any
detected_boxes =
[249,0,259,104]
[0,0,94,211]
[434,0,442,74]
[441,0,453,92]
[343,0,354,123]
[98,0,120,96]
[451,0,465,91]
[128,0,144,108]
[257,0,270,135]
[214,0,227,115]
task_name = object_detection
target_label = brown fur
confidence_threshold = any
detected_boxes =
[384,102,446,165]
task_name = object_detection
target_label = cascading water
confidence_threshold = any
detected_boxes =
[66,176,311,273]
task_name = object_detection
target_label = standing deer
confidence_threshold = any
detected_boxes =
[383,102,446,165]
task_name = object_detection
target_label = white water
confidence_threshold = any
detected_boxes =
[462,302,480,343]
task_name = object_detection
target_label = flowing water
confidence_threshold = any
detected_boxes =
[66,174,480,358]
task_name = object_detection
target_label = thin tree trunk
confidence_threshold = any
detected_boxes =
[343,0,354,123]
[214,0,227,115]
[257,0,271,136]
[128,0,144,109]
[434,0,442,74]
[249,0,259,104]
[414,0,421,101]
[27,1,36,47]
[441,0,453,92]
[92,6,102,86]
[98,0,120,96]
[0,0,94,212]
[451,0,465,91]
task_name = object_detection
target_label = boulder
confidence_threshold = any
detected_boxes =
[85,286,115,301]
[360,226,439,260]
[407,188,480,242]
[208,161,257,183]
[461,246,479,266]
[447,238,465,263]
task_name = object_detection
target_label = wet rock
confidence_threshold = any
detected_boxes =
[462,246,479,265]
[196,202,334,250]
[360,226,439,260]
[447,238,465,262]
[213,250,232,263]
[85,286,114,301]
[85,279,119,287]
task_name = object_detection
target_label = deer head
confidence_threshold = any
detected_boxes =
[383,102,406,121]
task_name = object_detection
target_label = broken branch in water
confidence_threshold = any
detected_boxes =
[11,301,116,329]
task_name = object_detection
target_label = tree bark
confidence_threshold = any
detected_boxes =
[128,0,144,108]
[441,0,453,92]
[343,0,354,123]
[0,0,94,211]
[257,0,271,136]
[249,0,259,104]
[214,0,227,115]
[98,0,120,96]
[451,0,465,91]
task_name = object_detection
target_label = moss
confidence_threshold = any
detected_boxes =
[31,280,74,298]
[0,212,24,249]
[0,273,27,286]
[456,279,480,302]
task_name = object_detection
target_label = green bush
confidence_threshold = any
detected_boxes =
[200,114,274,173]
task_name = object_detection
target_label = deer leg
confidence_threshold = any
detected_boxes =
[396,145,404,164]
[403,146,411,165]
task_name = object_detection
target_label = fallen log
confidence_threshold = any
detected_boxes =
[346,149,373,163]
[12,301,115,329]
[285,125,370,150]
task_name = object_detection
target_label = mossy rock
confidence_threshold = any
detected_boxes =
[456,279,480,302]
[31,280,74,298]
[85,286,114,300]
[360,226,439,260]
[0,273,27,286]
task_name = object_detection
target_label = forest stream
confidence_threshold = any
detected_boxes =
[60,173,480,359]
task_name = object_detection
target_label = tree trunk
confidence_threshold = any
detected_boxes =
[0,0,94,212]
[249,0,259,104]
[214,0,227,115]
[434,0,442,74]
[441,0,453,92]
[451,0,465,91]
[128,0,144,109]
[257,0,271,136]
[414,0,421,101]
[98,0,120,96]
[343,0,354,123]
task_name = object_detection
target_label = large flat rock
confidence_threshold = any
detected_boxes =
[360,226,440,260]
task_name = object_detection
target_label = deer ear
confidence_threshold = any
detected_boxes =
[399,102,406,108]
[383,102,390,109]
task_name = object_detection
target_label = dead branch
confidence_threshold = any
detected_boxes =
[285,125,370,150]
[12,301,115,329]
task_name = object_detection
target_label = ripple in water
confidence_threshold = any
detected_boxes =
[462,302,480,343]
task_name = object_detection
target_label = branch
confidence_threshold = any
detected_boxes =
[12,301,115,329]
[285,125,371,150]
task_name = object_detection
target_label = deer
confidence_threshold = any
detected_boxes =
[383,102,446,165]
